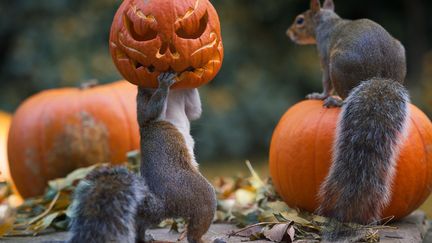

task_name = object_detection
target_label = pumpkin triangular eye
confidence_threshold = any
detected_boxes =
[176,12,208,39]
[124,14,157,41]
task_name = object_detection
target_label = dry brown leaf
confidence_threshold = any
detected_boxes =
[263,223,290,242]
[0,204,15,237]
[229,224,267,238]
[287,226,295,241]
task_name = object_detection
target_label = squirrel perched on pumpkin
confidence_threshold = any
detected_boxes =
[287,0,409,238]
[67,72,216,243]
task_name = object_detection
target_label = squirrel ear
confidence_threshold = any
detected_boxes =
[310,0,321,13]
[323,0,335,11]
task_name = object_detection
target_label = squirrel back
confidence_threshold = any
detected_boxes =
[288,0,410,237]
[320,18,406,99]
[287,0,406,99]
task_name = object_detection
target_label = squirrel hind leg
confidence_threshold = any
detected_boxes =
[186,215,212,243]
[186,198,216,243]
[136,192,167,242]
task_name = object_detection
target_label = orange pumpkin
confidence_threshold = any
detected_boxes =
[0,111,24,205]
[109,0,224,89]
[0,112,12,182]
[8,81,140,198]
[269,100,432,220]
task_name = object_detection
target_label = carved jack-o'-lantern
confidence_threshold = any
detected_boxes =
[110,0,224,89]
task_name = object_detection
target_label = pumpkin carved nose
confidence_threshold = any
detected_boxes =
[158,40,178,58]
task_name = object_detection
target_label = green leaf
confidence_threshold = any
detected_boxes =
[281,211,312,225]
[273,213,289,223]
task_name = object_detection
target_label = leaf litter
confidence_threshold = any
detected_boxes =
[0,154,399,242]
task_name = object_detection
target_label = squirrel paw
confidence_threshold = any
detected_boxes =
[157,72,177,88]
[306,92,328,100]
[137,233,155,243]
[323,96,343,108]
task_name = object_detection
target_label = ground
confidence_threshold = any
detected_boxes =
[0,211,429,243]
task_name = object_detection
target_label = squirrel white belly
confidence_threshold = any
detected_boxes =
[165,89,202,168]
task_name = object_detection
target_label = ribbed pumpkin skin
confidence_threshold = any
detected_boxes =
[8,81,139,198]
[110,0,224,89]
[269,100,432,220]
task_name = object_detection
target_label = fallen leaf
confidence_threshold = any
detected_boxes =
[266,201,289,213]
[0,204,15,237]
[263,223,290,242]
[273,213,289,223]
[235,189,256,206]
[287,226,295,241]
[229,224,265,238]
[281,211,311,225]
[48,164,102,191]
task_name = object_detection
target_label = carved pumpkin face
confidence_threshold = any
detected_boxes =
[110,0,224,89]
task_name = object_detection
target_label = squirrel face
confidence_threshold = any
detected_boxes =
[287,0,336,45]
[286,11,317,45]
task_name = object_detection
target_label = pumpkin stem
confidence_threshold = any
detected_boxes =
[80,79,99,89]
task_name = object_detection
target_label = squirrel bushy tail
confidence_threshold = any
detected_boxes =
[318,79,409,231]
[67,166,146,243]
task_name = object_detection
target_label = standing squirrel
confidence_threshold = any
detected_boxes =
[67,72,216,243]
[287,0,410,234]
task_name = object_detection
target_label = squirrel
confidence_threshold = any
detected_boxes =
[67,166,146,243]
[287,0,410,236]
[67,72,216,243]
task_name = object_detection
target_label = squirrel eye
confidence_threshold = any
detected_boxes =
[296,17,305,25]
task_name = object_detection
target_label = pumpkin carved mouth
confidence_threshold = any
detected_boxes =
[127,53,219,80]
[116,32,221,80]
[132,59,198,77]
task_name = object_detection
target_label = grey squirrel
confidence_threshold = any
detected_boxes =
[287,0,410,236]
[67,166,146,243]
[68,72,216,243]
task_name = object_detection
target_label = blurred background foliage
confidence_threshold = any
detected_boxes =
[1,0,432,163]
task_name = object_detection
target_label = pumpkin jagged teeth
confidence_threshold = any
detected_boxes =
[134,62,144,69]
[193,68,205,77]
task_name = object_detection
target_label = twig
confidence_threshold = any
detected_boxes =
[28,191,60,225]
[245,160,264,187]
[228,222,283,238]
[177,226,187,241]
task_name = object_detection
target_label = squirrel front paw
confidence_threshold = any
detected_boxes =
[157,72,177,88]
[306,92,329,100]
[323,96,343,108]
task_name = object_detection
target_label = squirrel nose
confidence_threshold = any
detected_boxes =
[286,29,295,39]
